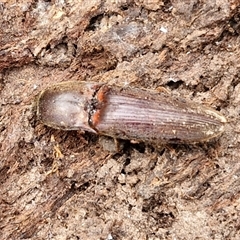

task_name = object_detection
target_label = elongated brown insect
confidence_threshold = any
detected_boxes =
[37,81,226,143]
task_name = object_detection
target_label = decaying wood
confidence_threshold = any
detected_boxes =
[1,0,240,239]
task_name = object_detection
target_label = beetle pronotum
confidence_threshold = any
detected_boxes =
[37,81,226,144]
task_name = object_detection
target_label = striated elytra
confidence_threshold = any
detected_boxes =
[37,81,226,144]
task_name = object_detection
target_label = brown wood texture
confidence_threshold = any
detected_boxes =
[0,1,240,239]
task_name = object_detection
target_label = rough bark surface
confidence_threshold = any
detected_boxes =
[0,0,240,239]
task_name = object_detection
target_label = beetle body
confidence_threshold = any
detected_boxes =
[37,82,226,143]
